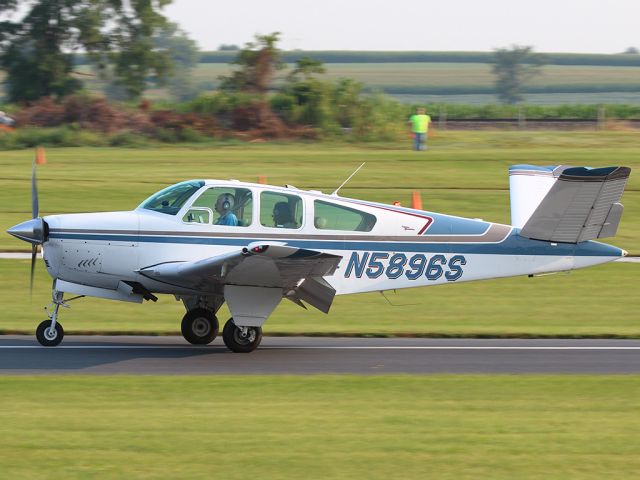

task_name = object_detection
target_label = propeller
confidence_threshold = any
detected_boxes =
[6,158,46,297]
[32,157,39,219]
[30,159,39,294]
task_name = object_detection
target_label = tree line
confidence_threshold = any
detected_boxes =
[1,1,552,105]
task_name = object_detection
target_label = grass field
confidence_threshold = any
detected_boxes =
[1,376,640,479]
[1,131,638,252]
[1,259,638,336]
[1,132,638,336]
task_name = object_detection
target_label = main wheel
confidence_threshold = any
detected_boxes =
[222,318,262,353]
[36,320,64,347]
[181,308,219,345]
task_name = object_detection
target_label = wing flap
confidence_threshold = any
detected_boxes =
[519,166,630,243]
[139,242,342,313]
[294,276,336,314]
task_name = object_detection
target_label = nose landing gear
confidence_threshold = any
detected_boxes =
[35,290,69,347]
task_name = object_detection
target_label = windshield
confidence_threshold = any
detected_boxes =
[140,180,204,215]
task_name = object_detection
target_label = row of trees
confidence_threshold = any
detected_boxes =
[1,1,545,106]
[0,0,178,101]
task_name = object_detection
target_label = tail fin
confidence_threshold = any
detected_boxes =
[509,165,564,228]
[510,165,630,243]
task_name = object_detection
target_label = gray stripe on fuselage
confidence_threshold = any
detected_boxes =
[49,223,512,244]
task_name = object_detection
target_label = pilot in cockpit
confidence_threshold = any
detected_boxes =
[215,193,238,226]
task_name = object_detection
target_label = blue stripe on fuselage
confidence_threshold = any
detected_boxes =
[47,231,623,257]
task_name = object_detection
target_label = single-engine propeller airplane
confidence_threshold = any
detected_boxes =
[8,162,630,352]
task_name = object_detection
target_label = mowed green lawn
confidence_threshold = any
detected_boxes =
[1,132,638,336]
[1,131,639,252]
[1,260,638,337]
[1,376,640,479]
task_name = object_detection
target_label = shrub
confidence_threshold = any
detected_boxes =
[0,126,108,149]
[108,131,149,147]
[15,94,155,134]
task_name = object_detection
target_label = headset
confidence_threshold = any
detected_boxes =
[215,193,235,213]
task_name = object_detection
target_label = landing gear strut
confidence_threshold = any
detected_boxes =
[222,318,262,353]
[36,291,67,347]
[181,308,219,345]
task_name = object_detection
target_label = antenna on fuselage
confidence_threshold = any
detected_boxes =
[332,162,365,196]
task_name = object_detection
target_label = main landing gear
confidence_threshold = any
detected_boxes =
[180,296,262,353]
[180,308,262,353]
[222,319,262,353]
[181,308,219,345]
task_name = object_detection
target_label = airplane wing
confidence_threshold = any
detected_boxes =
[139,242,342,313]
[519,166,630,243]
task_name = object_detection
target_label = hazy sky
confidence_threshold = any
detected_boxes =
[164,0,639,53]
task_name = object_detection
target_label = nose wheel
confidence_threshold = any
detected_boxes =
[222,318,262,353]
[36,319,64,347]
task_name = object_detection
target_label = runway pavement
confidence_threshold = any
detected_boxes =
[2,335,640,374]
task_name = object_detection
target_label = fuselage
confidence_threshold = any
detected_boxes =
[39,179,626,297]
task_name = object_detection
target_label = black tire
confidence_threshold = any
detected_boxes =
[222,318,262,353]
[36,320,64,347]
[181,308,219,345]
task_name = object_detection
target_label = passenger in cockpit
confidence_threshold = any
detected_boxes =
[273,202,296,228]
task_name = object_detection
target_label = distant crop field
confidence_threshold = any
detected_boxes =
[189,62,640,91]
[195,50,640,66]
[5,61,640,105]
[392,92,640,105]
[64,62,640,99]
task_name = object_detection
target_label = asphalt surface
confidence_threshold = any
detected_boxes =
[2,335,640,374]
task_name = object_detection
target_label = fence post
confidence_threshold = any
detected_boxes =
[597,105,606,130]
[517,106,526,130]
[439,106,447,130]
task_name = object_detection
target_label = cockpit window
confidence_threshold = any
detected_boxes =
[185,186,253,227]
[313,200,377,232]
[140,181,204,215]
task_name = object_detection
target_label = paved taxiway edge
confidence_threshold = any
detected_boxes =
[3,336,640,374]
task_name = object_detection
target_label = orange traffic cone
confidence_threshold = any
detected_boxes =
[258,175,266,184]
[35,146,46,165]
[411,191,422,210]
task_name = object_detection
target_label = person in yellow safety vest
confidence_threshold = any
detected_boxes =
[408,107,431,151]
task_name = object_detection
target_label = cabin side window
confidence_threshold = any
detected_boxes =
[313,200,376,232]
[260,191,303,229]
[183,187,253,227]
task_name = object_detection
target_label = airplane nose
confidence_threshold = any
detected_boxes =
[7,218,46,244]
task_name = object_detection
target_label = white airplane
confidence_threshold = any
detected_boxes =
[8,163,630,352]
